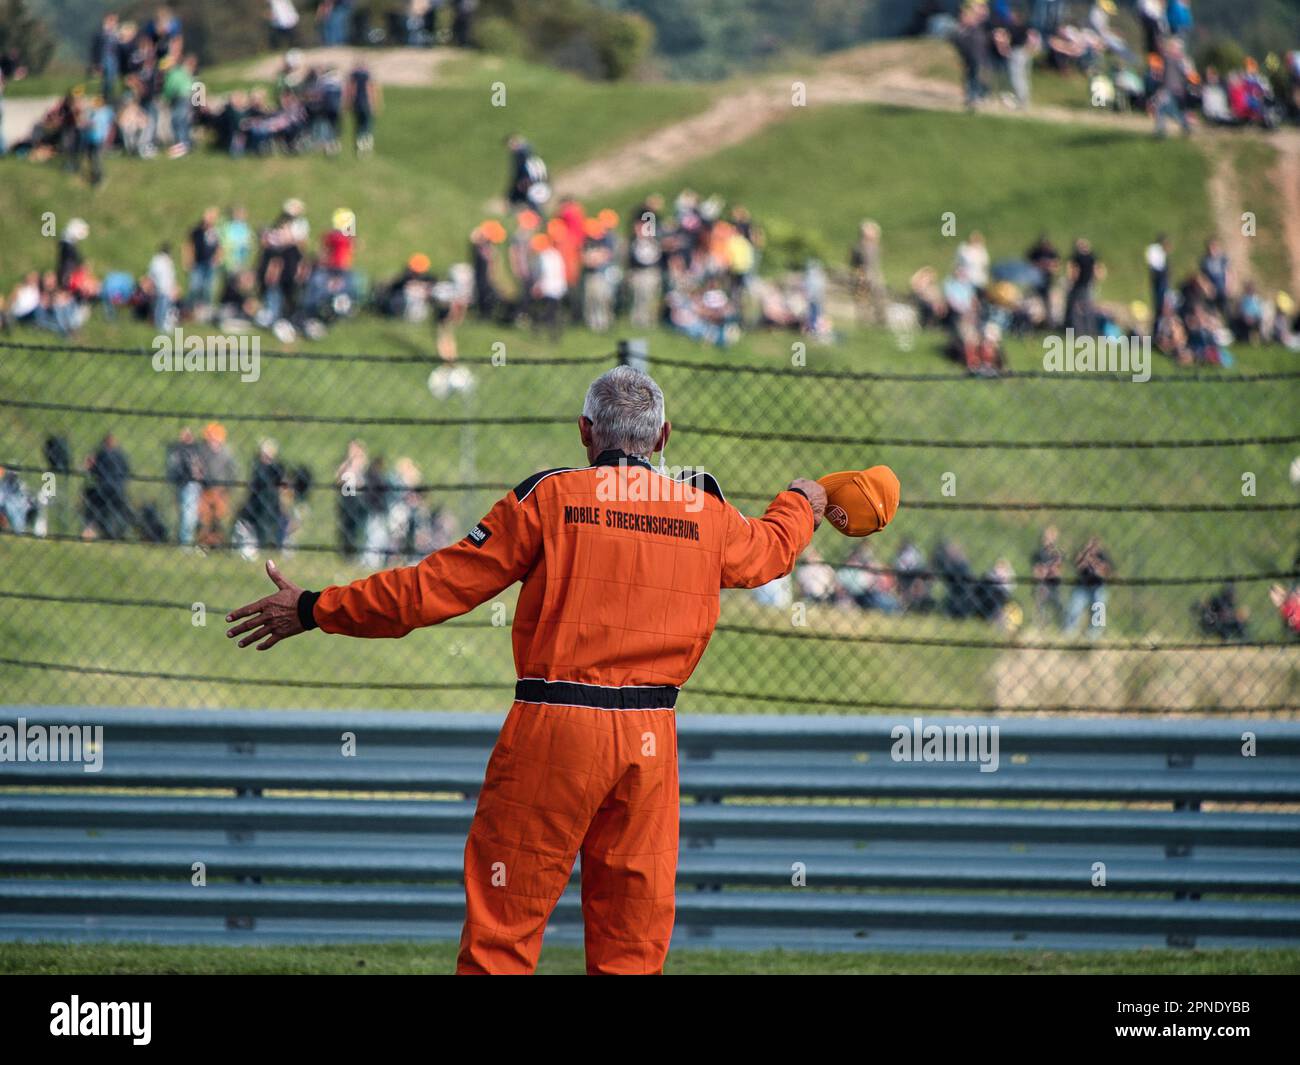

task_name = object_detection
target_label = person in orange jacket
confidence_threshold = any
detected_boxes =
[226,365,827,974]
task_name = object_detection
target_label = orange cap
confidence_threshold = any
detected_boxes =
[816,466,900,536]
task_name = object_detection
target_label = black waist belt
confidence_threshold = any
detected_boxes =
[514,678,679,710]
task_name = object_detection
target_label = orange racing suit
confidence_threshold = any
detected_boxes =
[300,448,814,973]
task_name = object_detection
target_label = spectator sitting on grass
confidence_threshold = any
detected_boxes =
[1195,582,1250,641]
[909,265,949,330]
[894,540,935,613]
[934,539,981,619]
[375,253,436,319]
[1269,583,1300,639]
[835,543,902,613]
[7,273,41,328]
[1266,291,1300,350]
[975,557,1018,628]
[1232,281,1265,344]
[794,545,838,604]
[0,466,34,534]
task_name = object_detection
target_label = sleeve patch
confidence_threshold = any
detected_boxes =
[466,523,492,548]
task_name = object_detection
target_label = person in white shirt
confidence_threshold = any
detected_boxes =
[954,231,990,291]
[531,237,568,341]
[267,0,300,50]
[148,244,178,332]
[9,272,41,322]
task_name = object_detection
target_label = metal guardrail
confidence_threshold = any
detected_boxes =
[1,706,1298,952]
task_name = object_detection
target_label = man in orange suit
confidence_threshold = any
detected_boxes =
[226,365,827,974]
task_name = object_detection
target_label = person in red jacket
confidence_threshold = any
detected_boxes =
[226,365,827,973]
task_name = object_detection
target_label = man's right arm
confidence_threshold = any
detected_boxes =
[307,490,542,639]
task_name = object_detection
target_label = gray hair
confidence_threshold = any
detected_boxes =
[581,365,665,457]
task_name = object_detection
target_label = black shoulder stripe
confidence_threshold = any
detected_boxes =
[677,469,725,502]
[513,467,580,502]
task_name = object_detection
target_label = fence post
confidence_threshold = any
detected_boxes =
[617,338,649,372]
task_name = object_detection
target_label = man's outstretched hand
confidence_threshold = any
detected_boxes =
[789,478,828,528]
[226,560,307,651]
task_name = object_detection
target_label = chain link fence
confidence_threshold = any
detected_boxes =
[1,335,1297,714]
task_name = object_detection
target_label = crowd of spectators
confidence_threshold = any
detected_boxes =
[2,199,366,344]
[3,439,1296,640]
[893,218,1300,376]
[753,526,1120,637]
[906,230,1109,374]
[4,9,382,179]
[945,0,1300,135]
[272,0,480,51]
[455,170,780,348]
[1146,233,1300,364]
[1,125,811,350]
[0,426,455,568]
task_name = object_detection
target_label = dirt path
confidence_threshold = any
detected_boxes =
[2,95,57,148]
[243,46,454,85]
[1203,139,1256,282]
[1270,131,1300,295]
[554,62,1151,201]
[556,46,1300,291]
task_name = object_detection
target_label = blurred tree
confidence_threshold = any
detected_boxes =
[1197,37,1248,75]
[1,0,57,72]
[120,0,270,67]
[484,0,655,80]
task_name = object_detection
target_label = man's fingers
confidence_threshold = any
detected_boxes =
[237,625,273,648]
[266,559,291,591]
[226,597,267,622]
[226,615,265,639]
[256,633,283,652]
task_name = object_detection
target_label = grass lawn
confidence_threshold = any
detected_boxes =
[0,47,1295,713]
[0,319,1295,713]
[4,940,1299,975]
